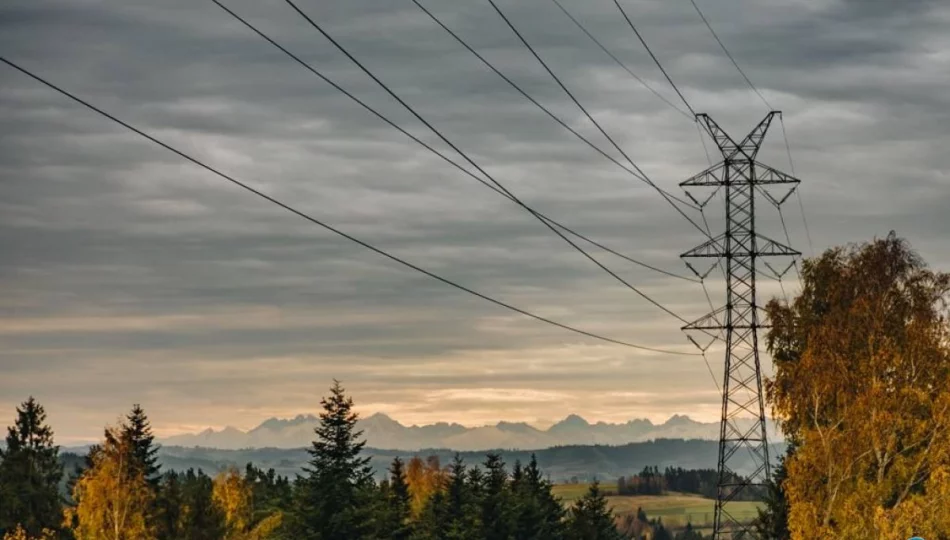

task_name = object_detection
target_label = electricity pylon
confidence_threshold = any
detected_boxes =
[681,111,800,539]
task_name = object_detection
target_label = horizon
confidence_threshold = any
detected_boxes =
[40,405,731,445]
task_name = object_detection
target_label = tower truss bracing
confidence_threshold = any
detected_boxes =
[681,111,800,539]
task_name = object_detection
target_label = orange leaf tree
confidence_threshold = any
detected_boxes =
[766,233,950,539]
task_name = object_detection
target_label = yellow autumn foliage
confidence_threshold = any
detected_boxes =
[766,235,950,539]
[1,524,56,540]
[212,467,252,537]
[68,427,155,540]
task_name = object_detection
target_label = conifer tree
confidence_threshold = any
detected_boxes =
[178,469,225,540]
[444,454,480,540]
[125,405,161,486]
[481,453,511,540]
[154,472,184,540]
[290,380,375,539]
[382,457,413,540]
[106,404,160,488]
[565,482,621,540]
[514,454,565,540]
[752,444,793,540]
[0,397,63,537]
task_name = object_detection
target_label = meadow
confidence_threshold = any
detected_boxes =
[552,483,762,528]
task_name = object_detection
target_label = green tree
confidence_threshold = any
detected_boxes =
[513,454,565,540]
[289,380,375,539]
[752,444,793,540]
[0,397,63,537]
[126,405,160,486]
[179,469,226,540]
[385,458,413,540]
[480,453,511,540]
[444,454,480,540]
[154,471,184,540]
[565,482,621,540]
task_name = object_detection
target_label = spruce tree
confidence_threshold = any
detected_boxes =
[513,454,565,540]
[104,404,160,490]
[290,380,375,539]
[154,471,184,540]
[444,454,480,540]
[566,482,621,540]
[385,457,413,540]
[179,469,225,540]
[0,397,63,536]
[481,453,511,540]
[125,404,161,486]
[752,444,793,540]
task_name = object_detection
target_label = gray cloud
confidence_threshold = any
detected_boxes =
[2,0,949,442]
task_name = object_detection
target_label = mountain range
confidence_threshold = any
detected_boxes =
[160,413,781,451]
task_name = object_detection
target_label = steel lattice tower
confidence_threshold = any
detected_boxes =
[681,112,800,539]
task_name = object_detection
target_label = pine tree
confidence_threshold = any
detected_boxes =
[752,444,793,540]
[125,405,160,486]
[481,453,511,540]
[290,380,375,539]
[380,457,413,540]
[513,454,565,540]
[154,472,184,540]
[444,454,480,540]
[565,482,621,540]
[0,397,63,537]
[178,469,225,540]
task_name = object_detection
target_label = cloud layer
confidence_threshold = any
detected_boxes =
[2,0,949,443]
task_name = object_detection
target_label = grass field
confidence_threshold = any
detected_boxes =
[552,484,762,528]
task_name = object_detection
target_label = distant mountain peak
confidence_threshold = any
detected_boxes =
[250,414,318,433]
[364,412,397,422]
[552,414,590,429]
[495,421,538,433]
[662,414,703,428]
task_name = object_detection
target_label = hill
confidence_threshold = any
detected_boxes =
[78,438,786,484]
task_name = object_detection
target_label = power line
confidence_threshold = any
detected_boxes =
[687,0,771,110]
[410,0,691,206]
[280,0,696,324]
[548,0,692,120]
[484,0,712,242]
[0,55,698,356]
[780,113,814,257]
[212,2,697,285]
[612,0,696,117]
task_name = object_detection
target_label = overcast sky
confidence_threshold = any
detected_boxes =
[2,0,949,443]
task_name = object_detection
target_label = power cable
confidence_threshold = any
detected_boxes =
[687,0,771,110]
[410,0,691,206]
[0,55,698,356]
[548,0,692,120]
[612,0,696,117]
[285,0,699,323]
[780,113,814,257]
[213,0,697,284]
[484,0,712,241]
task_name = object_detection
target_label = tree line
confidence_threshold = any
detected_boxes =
[2,382,669,539]
[615,466,757,501]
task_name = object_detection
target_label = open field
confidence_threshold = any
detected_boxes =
[552,484,762,528]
